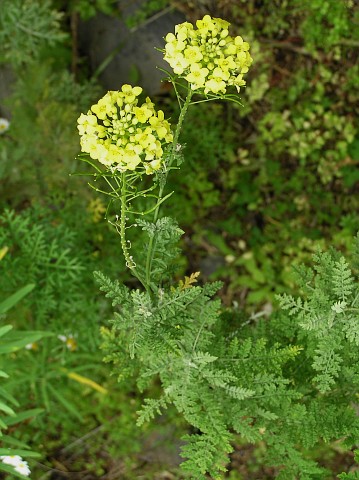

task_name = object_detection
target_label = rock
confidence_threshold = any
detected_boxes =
[78,1,185,95]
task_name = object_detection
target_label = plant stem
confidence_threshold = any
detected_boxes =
[120,173,147,290]
[120,173,134,269]
[144,89,193,290]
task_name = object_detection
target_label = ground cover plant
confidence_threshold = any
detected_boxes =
[0,0,358,478]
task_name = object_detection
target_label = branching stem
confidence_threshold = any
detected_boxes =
[144,89,193,290]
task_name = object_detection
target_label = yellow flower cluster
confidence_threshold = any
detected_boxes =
[164,15,253,94]
[77,85,173,174]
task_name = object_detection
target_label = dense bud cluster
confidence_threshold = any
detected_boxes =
[163,15,253,94]
[77,85,173,174]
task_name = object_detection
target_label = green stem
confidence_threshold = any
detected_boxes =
[120,174,134,269]
[119,173,147,290]
[144,89,193,290]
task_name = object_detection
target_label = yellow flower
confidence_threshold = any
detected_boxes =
[149,110,172,139]
[144,159,162,174]
[77,85,173,174]
[122,148,142,170]
[184,45,203,64]
[204,78,226,94]
[163,15,253,94]
[234,35,250,51]
[91,96,115,120]
[212,66,230,81]
[185,64,209,89]
[77,113,98,135]
[228,73,246,92]
[133,103,153,123]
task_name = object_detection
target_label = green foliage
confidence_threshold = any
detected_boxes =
[0,208,85,327]
[0,62,100,202]
[297,0,358,52]
[136,216,184,284]
[0,288,45,478]
[157,0,359,307]
[124,0,171,29]
[1,0,359,478]
[277,242,359,393]
[99,231,359,478]
[0,209,97,446]
[0,0,66,67]
[63,0,119,20]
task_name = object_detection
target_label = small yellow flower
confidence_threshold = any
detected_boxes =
[204,78,226,94]
[144,159,162,174]
[185,64,209,89]
[184,45,203,64]
[133,104,153,123]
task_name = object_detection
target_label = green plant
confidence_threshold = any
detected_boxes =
[0,285,45,478]
[77,14,359,479]
[0,0,66,67]
[124,0,171,29]
[0,205,155,477]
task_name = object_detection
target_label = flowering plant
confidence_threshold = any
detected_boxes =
[163,15,252,94]
[77,15,255,479]
[76,15,359,480]
[77,16,252,288]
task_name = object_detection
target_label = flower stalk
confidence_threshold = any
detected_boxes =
[144,89,193,290]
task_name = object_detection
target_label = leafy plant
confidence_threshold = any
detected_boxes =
[78,13,359,479]
[0,285,45,478]
[0,0,66,67]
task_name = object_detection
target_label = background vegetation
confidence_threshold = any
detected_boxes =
[0,0,358,478]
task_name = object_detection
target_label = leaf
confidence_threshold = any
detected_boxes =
[136,397,168,426]
[0,386,19,407]
[0,325,13,338]
[0,284,35,314]
[0,401,15,416]
[332,257,354,300]
[0,331,50,354]
[179,272,200,290]
[3,408,43,427]
[0,462,32,479]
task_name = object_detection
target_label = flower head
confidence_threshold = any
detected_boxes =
[58,334,77,351]
[0,118,10,135]
[163,15,253,94]
[14,461,31,476]
[1,455,31,477]
[1,455,22,467]
[77,85,173,174]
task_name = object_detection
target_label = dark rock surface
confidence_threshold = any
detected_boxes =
[78,1,185,95]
